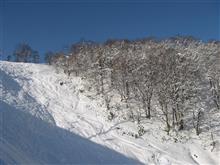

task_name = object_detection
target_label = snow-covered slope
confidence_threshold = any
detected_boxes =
[0,61,140,164]
[0,100,140,164]
[0,61,219,164]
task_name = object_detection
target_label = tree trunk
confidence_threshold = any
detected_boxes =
[100,71,104,95]
[142,97,147,118]
[147,101,151,119]
[214,98,219,110]
[125,81,130,99]
[172,108,176,127]
[146,89,153,119]
[164,105,170,135]
[196,111,201,135]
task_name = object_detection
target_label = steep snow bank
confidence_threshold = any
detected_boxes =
[0,100,138,164]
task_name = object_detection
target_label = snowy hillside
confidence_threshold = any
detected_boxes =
[0,61,219,164]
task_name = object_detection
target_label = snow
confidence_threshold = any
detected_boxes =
[1,61,219,164]
[0,100,140,164]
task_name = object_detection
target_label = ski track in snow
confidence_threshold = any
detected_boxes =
[1,61,219,165]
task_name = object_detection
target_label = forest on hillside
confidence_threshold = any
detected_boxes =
[10,36,220,137]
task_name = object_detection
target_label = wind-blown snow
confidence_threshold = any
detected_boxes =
[0,61,219,164]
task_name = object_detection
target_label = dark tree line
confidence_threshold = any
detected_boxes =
[7,43,40,63]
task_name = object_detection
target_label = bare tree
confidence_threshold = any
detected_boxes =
[13,43,33,62]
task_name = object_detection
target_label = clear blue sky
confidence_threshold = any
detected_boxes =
[0,0,219,60]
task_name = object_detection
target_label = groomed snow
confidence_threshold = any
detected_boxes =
[1,61,219,164]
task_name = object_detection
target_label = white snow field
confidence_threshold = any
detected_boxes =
[0,61,219,164]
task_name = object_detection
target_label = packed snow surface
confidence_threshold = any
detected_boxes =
[0,61,219,164]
